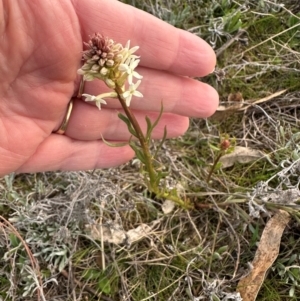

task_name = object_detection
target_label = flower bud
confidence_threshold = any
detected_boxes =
[105,78,116,89]
[220,139,230,150]
[99,58,106,66]
[92,55,100,60]
[91,64,100,72]
[107,52,114,60]
[100,67,108,76]
[106,60,114,67]
[81,63,92,71]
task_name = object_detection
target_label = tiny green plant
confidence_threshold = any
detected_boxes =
[206,134,236,183]
[77,33,191,209]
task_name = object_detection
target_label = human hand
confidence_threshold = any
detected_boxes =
[0,0,218,176]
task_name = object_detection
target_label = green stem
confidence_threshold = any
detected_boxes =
[159,191,192,209]
[115,86,157,186]
[115,86,192,209]
[115,86,193,209]
[206,152,223,183]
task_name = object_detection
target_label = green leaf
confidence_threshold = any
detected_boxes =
[212,252,222,260]
[101,135,128,147]
[209,143,220,152]
[145,102,164,142]
[83,268,102,280]
[135,149,146,164]
[118,112,129,124]
[288,254,298,264]
[129,142,146,164]
[154,126,167,159]
[9,233,20,248]
[118,113,138,138]
[287,14,300,36]
[145,115,153,141]
[82,269,111,294]
[217,245,228,254]
[156,170,169,182]
[97,272,111,294]
[152,102,164,130]
[289,286,295,297]
[224,11,242,33]
[57,256,68,272]
[214,161,222,171]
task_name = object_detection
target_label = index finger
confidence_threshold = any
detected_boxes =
[74,0,216,77]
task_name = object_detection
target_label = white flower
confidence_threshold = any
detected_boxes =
[119,40,140,65]
[119,57,143,84]
[124,40,139,56]
[122,80,143,107]
[83,93,108,110]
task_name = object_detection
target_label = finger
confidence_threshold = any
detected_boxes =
[57,99,189,141]
[82,67,219,118]
[16,134,135,174]
[74,0,216,76]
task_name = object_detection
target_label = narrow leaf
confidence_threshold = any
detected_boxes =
[154,126,167,159]
[145,116,153,140]
[101,134,128,147]
[129,142,146,164]
[118,112,130,125]
[152,102,164,129]
[118,113,138,138]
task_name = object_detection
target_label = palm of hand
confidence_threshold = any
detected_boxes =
[0,0,218,176]
[0,1,82,175]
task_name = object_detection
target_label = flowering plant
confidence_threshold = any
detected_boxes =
[78,33,143,108]
[78,33,190,208]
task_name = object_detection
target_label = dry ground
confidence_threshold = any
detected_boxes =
[1,0,300,300]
